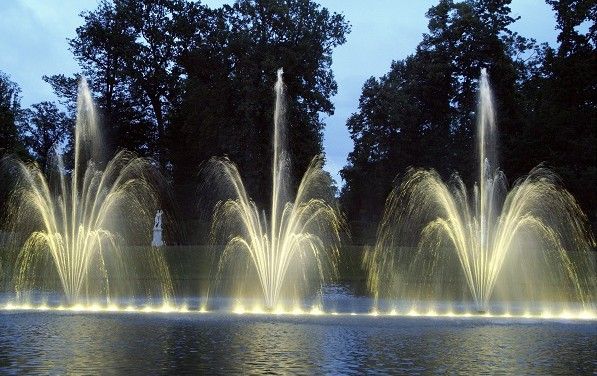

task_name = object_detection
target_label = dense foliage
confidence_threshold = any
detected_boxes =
[340,0,596,242]
[169,0,349,212]
[0,72,26,158]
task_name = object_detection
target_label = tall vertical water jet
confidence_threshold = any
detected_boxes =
[1,78,173,305]
[366,69,596,312]
[205,69,343,310]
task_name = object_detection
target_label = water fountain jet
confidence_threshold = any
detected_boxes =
[365,69,596,313]
[1,78,173,305]
[205,69,344,310]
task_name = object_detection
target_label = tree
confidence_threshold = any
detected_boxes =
[417,0,532,177]
[340,0,533,242]
[0,72,26,157]
[113,0,192,167]
[21,102,71,172]
[47,0,192,163]
[520,0,596,221]
[169,0,350,213]
[68,0,144,157]
[45,0,348,223]
[0,71,28,226]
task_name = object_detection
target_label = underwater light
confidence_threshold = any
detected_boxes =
[1,302,595,321]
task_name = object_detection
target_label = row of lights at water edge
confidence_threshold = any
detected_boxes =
[2,301,595,321]
[365,307,596,321]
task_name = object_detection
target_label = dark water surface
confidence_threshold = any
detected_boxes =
[0,311,595,374]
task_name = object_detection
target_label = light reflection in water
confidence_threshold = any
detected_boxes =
[0,312,593,374]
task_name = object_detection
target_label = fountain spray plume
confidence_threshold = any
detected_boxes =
[1,77,173,305]
[366,68,596,313]
[205,69,344,310]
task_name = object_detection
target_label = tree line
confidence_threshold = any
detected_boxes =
[340,0,596,242]
[0,0,349,231]
[1,0,594,244]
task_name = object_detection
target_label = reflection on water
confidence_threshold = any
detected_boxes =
[0,312,595,374]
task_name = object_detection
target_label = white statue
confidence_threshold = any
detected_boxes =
[152,209,165,247]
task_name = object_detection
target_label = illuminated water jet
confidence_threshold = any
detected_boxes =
[205,69,343,309]
[365,69,596,313]
[1,78,173,304]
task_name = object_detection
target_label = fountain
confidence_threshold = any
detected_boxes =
[365,69,596,313]
[1,78,173,305]
[205,69,344,310]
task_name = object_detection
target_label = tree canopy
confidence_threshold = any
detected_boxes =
[0,72,26,158]
[20,102,71,172]
[169,0,350,210]
[340,0,596,242]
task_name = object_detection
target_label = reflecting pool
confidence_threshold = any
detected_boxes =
[0,310,594,374]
